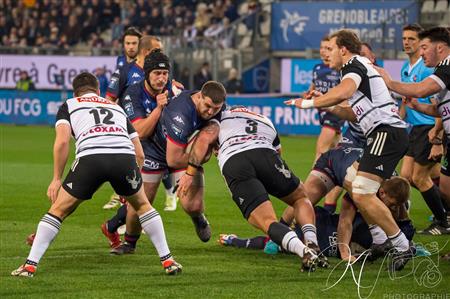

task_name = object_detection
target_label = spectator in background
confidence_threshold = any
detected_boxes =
[360,42,377,65]
[225,68,243,94]
[111,16,124,42]
[224,0,239,22]
[179,66,191,90]
[16,71,35,92]
[95,67,109,97]
[63,14,82,46]
[183,23,198,48]
[194,62,213,90]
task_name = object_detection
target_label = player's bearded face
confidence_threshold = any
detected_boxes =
[149,70,169,92]
[419,39,438,67]
[198,96,222,120]
[124,36,139,59]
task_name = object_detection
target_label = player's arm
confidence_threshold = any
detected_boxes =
[166,139,189,169]
[133,91,168,138]
[403,97,439,117]
[337,194,357,262]
[377,66,443,98]
[131,137,144,168]
[186,121,220,174]
[47,123,71,203]
[284,78,357,109]
[327,100,357,122]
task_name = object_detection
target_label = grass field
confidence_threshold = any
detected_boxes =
[1,125,449,299]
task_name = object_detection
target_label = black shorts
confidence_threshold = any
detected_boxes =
[222,148,300,219]
[62,154,142,200]
[405,125,435,165]
[319,110,345,133]
[358,125,409,179]
[441,142,450,176]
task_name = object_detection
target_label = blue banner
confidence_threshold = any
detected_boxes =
[271,1,418,51]
[0,90,321,135]
[0,90,72,125]
[242,59,270,93]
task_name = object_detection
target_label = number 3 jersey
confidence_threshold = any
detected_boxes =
[217,107,281,170]
[55,93,138,158]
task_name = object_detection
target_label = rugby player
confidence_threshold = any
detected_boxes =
[12,73,182,277]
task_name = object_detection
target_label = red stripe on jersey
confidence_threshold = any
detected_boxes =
[166,135,187,148]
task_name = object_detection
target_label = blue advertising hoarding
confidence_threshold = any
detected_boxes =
[0,90,321,135]
[271,1,418,51]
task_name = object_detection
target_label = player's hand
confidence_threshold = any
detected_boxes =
[341,254,356,263]
[428,144,443,162]
[283,98,314,109]
[156,90,169,108]
[403,97,419,109]
[172,79,184,90]
[47,179,62,203]
[304,90,323,99]
[373,66,392,87]
[175,173,194,199]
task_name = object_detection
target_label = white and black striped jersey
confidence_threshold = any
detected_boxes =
[55,93,138,158]
[429,55,450,139]
[217,107,281,170]
[341,55,407,136]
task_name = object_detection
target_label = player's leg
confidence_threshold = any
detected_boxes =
[413,162,449,234]
[111,171,163,254]
[12,155,103,277]
[124,186,182,275]
[162,172,178,211]
[12,188,84,277]
[175,170,211,242]
[221,150,318,270]
[314,126,340,162]
[351,127,412,271]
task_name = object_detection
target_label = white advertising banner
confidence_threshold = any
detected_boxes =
[0,55,116,90]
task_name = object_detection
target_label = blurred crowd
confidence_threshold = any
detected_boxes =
[0,0,257,51]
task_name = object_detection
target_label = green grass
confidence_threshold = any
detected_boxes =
[0,125,449,299]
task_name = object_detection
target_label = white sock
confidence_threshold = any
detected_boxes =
[388,230,409,252]
[165,187,175,197]
[369,224,388,245]
[139,209,172,262]
[281,231,307,257]
[27,214,61,264]
[301,224,318,245]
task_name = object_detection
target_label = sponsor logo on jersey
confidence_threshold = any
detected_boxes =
[131,72,141,78]
[173,115,184,124]
[76,96,111,104]
[171,124,183,137]
[81,126,124,137]
[123,97,134,116]
[66,182,73,189]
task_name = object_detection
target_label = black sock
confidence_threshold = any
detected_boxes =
[106,204,128,233]
[124,233,140,248]
[231,236,268,249]
[421,185,447,226]
[267,222,292,246]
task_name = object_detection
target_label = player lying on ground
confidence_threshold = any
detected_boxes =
[12,73,181,277]
[219,189,414,260]
[176,106,328,272]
